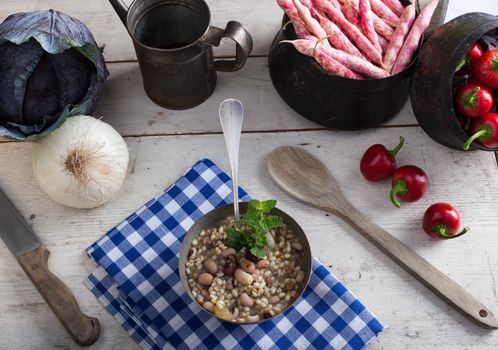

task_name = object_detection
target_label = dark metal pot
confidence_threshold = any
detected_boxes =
[268,5,419,130]
[411,12,498,151]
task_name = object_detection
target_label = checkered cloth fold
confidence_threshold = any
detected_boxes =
[85,159,385,350]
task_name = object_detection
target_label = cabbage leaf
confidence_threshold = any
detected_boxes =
[0,10,109,140]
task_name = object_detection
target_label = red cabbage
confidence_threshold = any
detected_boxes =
[0,10,109,140]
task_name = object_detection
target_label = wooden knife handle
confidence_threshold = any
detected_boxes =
[335,201,498,329]
[17,246,101,346]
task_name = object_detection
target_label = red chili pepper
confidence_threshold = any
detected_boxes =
[468,42,484,60]
[455,42,483,72]
[455,83,495,118]
[472,49,498,88]
[360,137,404,182]
[423,203,470,240]
[463,113,498,150]
[390,165,429,208]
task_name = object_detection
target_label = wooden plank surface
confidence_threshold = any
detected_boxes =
[95,58,417,137]
[0,0,497,61]
[0,127,497,349]
[1,0,494,62]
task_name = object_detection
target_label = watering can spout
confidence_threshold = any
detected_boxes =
[108,0,128,26]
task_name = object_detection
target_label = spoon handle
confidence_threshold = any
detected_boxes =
[333,200,498,329]
[219,99,244,220]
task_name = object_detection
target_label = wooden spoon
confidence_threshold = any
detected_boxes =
[267,146,498,329]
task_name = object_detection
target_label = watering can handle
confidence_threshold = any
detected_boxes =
[109,0,129,26]
[203,21,253,72]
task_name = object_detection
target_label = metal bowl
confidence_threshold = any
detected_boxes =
[178,202,312,324]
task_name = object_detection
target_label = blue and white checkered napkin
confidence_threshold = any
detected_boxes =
[84,159,385,350]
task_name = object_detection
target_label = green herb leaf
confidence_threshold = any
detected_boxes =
[250,246,266,259]
[225,199,285,258]
[226,228,245,251]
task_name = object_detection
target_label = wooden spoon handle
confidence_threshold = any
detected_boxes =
[17,246,101,346]
[334,202,498,329]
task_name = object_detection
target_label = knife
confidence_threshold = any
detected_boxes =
[0,188,100,346]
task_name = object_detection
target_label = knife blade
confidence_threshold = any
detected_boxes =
[0,188,100,346]
[0,189,42,256]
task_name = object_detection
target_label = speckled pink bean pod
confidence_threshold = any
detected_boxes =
[313,0,383,65]
[339,0,359,8]
[293,0,330,45]
[300,0,313,8]
[315,11,365,58]
[359,0,382,53]
[339,0,394,39]
[314,47,363,79]
[280,39,363,79]
[383,4,416,72]
[277,0,310,38]
[328,0,343,9]
[370,0,400,28]
[381,0,404,17]
[372,12,394,39]
[282,38,389,78]
[392,0,438,74]
[378,34,389,52]
[341,2,361,27]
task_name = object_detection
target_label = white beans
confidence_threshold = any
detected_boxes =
[246,315,260,323]
[239,293,255,307]
[291,241,303,251]
[232,307,239,320]
[203,301,214,312]
[296,270,305,283]
[235,269,253,285]
[187,215,306,323]
[265,231,276,248]
[270,296,280,304]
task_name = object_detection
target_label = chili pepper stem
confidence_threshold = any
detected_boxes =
[390,180,408,208]
[462,87,480,108]
[389,136,405,158]
[492,57,498,73]
[455,54,470,72]
[433,225,470,239]
[463,127,491,150]
[464,117,471,131]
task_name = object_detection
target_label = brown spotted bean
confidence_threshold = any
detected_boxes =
[241,259,256,274]
[256,259,270,269]
[198,273,213,286]
[203,258,218,275]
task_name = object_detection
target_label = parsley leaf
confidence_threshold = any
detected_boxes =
[226,199,285,259]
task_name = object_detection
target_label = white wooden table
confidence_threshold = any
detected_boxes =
[1,1,498,349]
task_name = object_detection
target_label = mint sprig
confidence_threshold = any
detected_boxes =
[226,199,286,258]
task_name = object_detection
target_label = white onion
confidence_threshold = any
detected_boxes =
[33,115,129,209]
